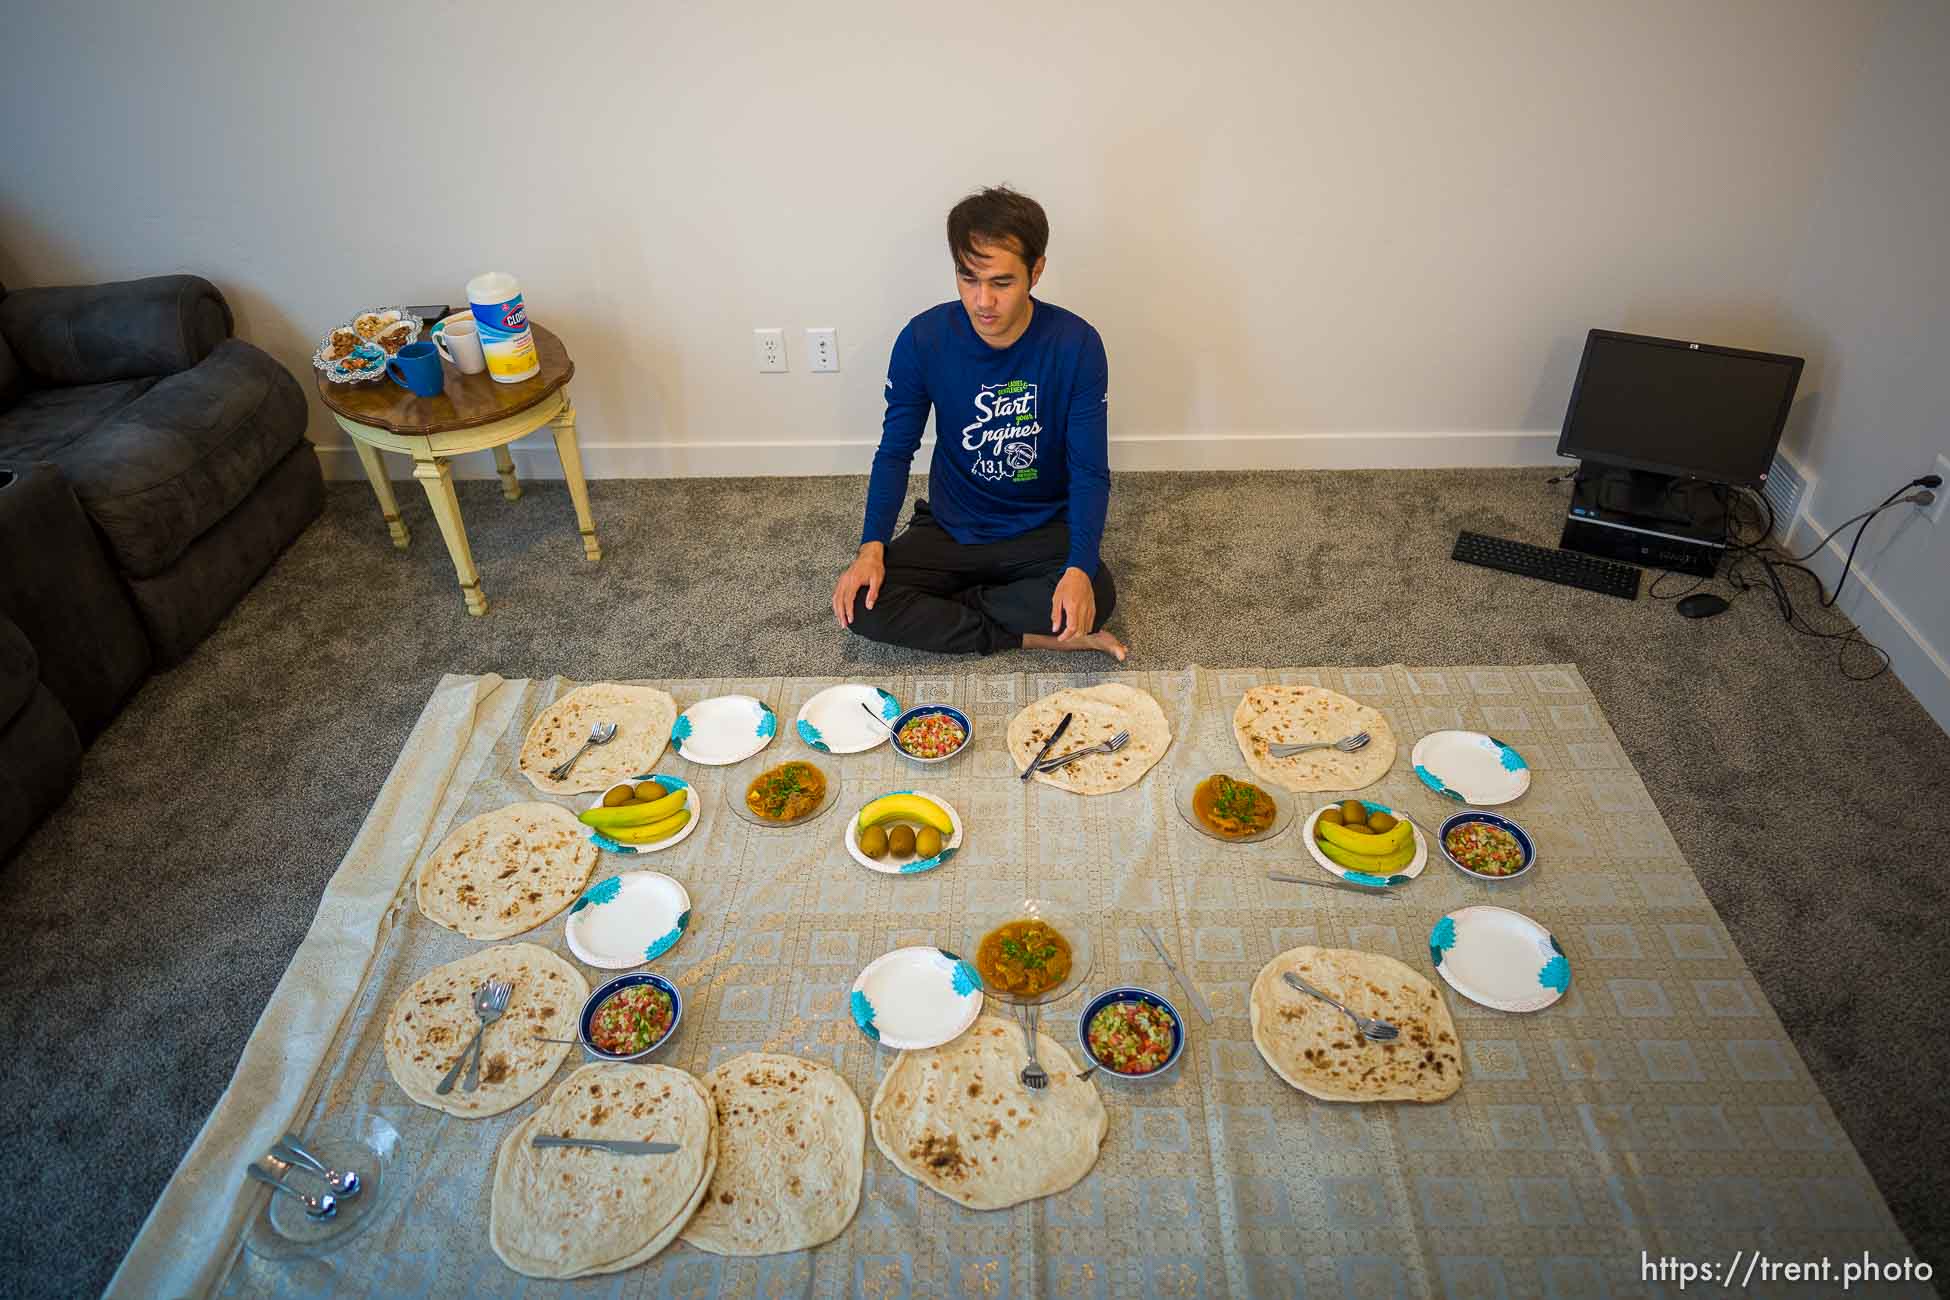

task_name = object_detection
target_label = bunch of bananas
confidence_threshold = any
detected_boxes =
[1313,800,1415,872]
[578,780,692,845]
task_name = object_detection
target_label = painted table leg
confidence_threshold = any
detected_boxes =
[550,396,602,562]
[352,438,411,549]
[492,444,522,501]
[413,456,488,615]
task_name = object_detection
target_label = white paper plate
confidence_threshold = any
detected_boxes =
[1411,730,1532,805]
[849,946,984,1050]
[564,871,693,969]
[796,684,901,754]
[1428,905,1569,1012]
[1300,801,1428,886]
[673,694,778,766]
[579,775,700,855]
[844,790,963,875]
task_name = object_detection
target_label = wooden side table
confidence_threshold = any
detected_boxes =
[316,322,598,616]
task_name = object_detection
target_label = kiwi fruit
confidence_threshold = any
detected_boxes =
[888,825,917,856]
[1340,800,1368,825]
[1319,807,1345,825]
[915,826,944,858]
[1368,812,1397,833]
[602,785,635,808]
[859,825,890,859]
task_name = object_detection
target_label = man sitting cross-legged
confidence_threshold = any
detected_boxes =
[830,186,1127,660]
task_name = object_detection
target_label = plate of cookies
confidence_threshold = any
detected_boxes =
[311,308,423,384]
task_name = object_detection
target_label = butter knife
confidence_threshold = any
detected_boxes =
[1265,872,1400,898]
[531,1135,678,1155]
[1138,924,1215,1024]
[1020,711,1073,781]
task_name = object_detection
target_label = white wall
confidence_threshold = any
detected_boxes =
[0,0,1879,479]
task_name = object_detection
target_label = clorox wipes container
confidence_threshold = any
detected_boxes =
[466,271,540,383]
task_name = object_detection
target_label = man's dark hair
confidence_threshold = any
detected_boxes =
[947,186,1049,275]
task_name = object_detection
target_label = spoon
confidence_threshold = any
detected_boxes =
[271,1136,361,1198]
[858,703,905,751]
[550,721,617,780]
[247,1163,337,1219]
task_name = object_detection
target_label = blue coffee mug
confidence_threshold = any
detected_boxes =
[387,341,444,397]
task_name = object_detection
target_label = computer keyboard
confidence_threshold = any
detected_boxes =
[1452,531,1641,600]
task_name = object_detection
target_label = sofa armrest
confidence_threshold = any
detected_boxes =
[0,275,233,386]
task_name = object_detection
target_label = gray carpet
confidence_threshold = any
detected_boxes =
[3,467,1946,1297]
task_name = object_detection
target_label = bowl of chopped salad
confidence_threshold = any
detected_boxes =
[888,704,971,765]
[1437,810,1536,883]
[579,971,683,1061]
[1077,986,1185,1082]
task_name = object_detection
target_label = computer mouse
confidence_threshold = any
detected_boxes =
[1676,593,1729,619]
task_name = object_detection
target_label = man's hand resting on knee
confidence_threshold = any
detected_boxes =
[1050,567,1096,641]
[833,542,886,628]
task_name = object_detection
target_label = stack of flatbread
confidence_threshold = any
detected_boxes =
[871,1015,1106,1209]
[491,1063,718,1279]
[680,1053,865,1255]
[1232,684,1395,792]
[1249,946,1462,1102]
[520,683,678,795]
[383,943,588,1117]
[416,802,597,938]
[1006,683,1171,795]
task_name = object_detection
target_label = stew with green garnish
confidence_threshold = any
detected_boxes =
[745,761,826,821]
[975,919,1073,997]
[1192,773,1275,838]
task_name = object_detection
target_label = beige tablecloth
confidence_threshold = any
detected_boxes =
[113,666,1919,1299]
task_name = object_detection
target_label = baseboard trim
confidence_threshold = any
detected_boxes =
[314,429,1565,481]
[1784,506,1950,736]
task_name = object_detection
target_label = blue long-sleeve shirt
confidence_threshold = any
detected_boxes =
[861,298,1109,575]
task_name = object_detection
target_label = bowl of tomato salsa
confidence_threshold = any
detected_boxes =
[889,704,971,765]
[579,972,683,1061]
[1437,810,1536,882]
[1077,987,1185,1082]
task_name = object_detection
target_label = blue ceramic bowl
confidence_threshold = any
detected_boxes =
[1076,986,1186,1082]
[888,704,972,765]
[1436,810,1536,882]
[579,971,683,1061]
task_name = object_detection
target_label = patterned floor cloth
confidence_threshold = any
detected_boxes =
[118,667,1921,1298]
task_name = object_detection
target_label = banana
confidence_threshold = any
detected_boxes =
[580,787,687,830]
[602,808,692,845]
[1316,816,1413,857]
[857,793,953,836]
[1314,833,1416,875]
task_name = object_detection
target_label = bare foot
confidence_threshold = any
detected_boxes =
[1023,629,1129,661]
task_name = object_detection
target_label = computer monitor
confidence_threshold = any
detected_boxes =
[1555,329,1804,487]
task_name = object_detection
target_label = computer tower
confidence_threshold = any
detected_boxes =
[1560,464,1728,578]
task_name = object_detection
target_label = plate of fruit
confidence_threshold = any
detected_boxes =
[846,791,962,875]
[577,774,699,854]
[1301,799,1428,887]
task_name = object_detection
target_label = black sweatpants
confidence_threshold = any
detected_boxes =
[848,501,1117,655]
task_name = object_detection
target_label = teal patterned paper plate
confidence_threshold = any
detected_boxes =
[673,694,777,766]
[564,871,693,969]
[849,946,984,1050]
[844,790,963,875]
[1300,800,1427,886]
[1428,905,1569,1012]
[795,684,900,754]
[579,774,699,856]
[1411,729,1531,805]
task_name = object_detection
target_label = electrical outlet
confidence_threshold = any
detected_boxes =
[806,327,839,372]
[753,328,786,373]
[1927,453,1950,525]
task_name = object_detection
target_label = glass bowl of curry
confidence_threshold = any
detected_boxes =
[727,757,839,829]
[963,898,1095,1007]
[1172,769,1295,845]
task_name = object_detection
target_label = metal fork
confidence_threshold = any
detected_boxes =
[1017,1004,1049,1091]
[549,721,617,780]
[1035,730,1131,772]
[1281,970,1399,1041]
[436,979,513,1095]
[1268,731,1370,760]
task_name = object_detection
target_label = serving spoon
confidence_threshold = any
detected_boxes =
[550,721,617,780]
[247,1163,337,1219]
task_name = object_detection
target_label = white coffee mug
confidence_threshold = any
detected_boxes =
[436,314,488,375]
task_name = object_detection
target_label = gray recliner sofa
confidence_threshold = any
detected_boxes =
[0,273,322,860]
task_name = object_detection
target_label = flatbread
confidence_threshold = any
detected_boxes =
[383,943,588,1117]
[416,802,598,938]
[491,1063,717,1279]
[681,1053,865,1256]
[520,683,678,795]
[871,1015,1106,1210]
[1232,685,1395,792]
[1249,946,1461,1102]
[1006,683,1171,795]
